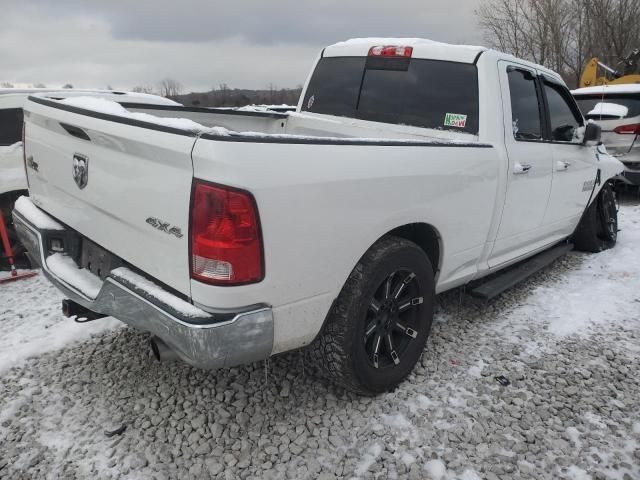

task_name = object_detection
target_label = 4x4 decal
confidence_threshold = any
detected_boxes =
[145,217,183,239]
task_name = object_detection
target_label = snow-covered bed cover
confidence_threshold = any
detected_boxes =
[56,97,483,146]
[14,196,64,231]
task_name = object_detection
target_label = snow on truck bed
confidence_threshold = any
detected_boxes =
[60,97,230,135]
[56,97,479,146]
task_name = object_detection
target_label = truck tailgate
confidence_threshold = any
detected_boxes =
[23,98,196,296]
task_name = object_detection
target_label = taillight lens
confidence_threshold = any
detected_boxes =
[613,123,640,135]
[368,45,413,58]
[190,181,263,285]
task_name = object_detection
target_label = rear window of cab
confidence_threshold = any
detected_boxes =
[302,56,479,134]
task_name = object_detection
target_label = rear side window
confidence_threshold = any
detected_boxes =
[574,94,640,120]
[0,108,23,146]
[302,57,479,134]
[507,69,543,141]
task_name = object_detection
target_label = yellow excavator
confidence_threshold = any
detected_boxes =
[579,48,640,87]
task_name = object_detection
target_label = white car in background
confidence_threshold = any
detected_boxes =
[0,88,180,267]
[573,85,640,186]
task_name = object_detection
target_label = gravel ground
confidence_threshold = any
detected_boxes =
[1,202,640,480]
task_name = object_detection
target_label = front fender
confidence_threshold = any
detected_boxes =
[596,144,625,191]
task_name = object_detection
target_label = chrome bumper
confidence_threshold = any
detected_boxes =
[12,201,274,370]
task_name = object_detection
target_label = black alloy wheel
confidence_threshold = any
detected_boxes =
[364,270,424,369]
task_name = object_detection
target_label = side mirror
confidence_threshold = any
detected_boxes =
[583,122,601,146]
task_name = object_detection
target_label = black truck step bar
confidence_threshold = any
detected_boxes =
[469,243,573,300]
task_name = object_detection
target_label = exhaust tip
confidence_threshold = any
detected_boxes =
[149,336,178,363]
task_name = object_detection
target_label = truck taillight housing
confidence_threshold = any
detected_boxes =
[613,123,640,135]
[368,45,413,58]
[190,180,263,286]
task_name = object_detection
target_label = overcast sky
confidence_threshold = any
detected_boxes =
[0,0,484,92]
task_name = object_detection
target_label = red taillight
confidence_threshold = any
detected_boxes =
[190,181,263,286]
[368,45,413,58]
[613,123,640,135]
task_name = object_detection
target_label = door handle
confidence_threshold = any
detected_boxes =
[513,163,532,174]
[555,161,571,171]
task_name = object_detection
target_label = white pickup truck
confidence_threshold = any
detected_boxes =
[14,38,622,394]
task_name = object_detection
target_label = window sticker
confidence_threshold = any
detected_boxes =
[307,95,315,109]
[444,113,467,128]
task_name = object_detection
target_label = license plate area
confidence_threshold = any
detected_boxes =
[80,239,124,280]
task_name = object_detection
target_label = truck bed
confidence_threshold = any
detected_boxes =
[45,95,485,145]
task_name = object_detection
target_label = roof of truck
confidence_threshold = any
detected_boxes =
[0,88,180,106]
[324,38,487,64]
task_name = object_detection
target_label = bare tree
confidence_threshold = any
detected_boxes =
[132,85,154,94]
[1,82,14,88]
[477,0,526,58]
[159,78,183,98]
[31,83,47,88]
[477,0,640,86]
[62,83,74,89]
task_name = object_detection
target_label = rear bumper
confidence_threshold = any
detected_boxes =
[12,198,274,370]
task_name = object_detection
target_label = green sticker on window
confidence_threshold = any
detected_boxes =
[444,113,467,128]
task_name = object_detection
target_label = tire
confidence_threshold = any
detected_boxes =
[573,182,618,253]
[307,236,435,395]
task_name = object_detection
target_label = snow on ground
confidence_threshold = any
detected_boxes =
[0,199,639,479]
[0,274,121,374]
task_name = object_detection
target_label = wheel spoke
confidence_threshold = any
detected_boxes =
[369,299,381,313]
[383,274,394,300]
[364,321,377,342]
[393,273,416,299]
[398,296,424,313]
[394,321,418,339]
[372,334,382,369]
[373,334,382,354]
[386,334,400,365]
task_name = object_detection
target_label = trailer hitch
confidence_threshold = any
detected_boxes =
[62,299,107,323]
